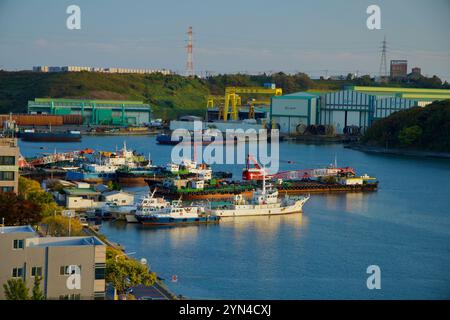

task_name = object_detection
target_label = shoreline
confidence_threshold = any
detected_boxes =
[345,144,450,159]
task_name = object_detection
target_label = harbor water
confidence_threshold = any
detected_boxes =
[19,136,450,299]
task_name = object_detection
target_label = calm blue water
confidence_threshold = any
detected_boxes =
[19,136,450,299]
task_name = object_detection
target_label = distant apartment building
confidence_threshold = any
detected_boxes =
[411,67,421,76]
[0,138,19,194]
[390,60,408,79]
[0,225,106,300]
[33,65,173,75]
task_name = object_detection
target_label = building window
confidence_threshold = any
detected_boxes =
[94,292,105,300]
[0,171,15,181]
[13,239,24,249]
[60,265,82,275]
[60,294,81,300]
[31,267,42,277]
[0,156,15,165]
[12,267,24,278]
[95,264,106,280]
[0,186,14,193]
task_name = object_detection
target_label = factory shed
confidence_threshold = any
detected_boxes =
[28,98,151,126]
[270,92,319,134]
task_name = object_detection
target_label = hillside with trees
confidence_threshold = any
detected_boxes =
[360,100,450,152]
[0,70,449,119]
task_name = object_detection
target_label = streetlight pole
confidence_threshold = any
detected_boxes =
[114,252,136,300]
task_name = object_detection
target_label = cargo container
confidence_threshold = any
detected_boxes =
[62,114,84,125]
[0,114,63,127]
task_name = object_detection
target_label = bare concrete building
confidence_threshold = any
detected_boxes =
[0,225,106,300]
[0,138,19,194]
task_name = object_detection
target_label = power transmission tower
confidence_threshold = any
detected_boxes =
[379,36,388,79]
[186,26,194,77]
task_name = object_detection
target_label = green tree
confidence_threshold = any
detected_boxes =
[3,278,29,300]
[398,125,423,146]
[31,276,45,300]
[19,176,62,217]
[106,248,156,296]
[106,180,121,191]
[41,215,83,237]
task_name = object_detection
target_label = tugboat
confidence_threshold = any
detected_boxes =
[135,199,219,226]
[206,171,310,217]
[127,189,170,223]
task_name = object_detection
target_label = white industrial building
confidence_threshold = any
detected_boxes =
[33,65,173,75]
[270,92,319,134]
[270,89,419,134]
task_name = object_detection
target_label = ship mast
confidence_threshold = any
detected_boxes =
[262,165,266,195]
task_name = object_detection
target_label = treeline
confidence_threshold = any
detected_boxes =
[361,100,450,152]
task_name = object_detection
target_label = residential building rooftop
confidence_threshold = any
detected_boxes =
[63,187,101,196]
[26,236,104,247]
[0,225,36,234]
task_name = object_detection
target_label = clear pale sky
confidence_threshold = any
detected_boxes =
[0,0,449,79]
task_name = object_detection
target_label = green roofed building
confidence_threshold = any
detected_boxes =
[347,86,450,106]
[28,98,152,126]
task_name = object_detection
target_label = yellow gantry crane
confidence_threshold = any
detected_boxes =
[206,86,282,121]
[224,86,282,121]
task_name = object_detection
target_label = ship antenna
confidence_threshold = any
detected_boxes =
[334,154,337,168]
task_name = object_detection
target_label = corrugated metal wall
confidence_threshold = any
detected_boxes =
[319,90,374,133]
[373,97,418,120]
[319,90,418,133]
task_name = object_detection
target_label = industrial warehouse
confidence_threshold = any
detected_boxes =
[27,98,152,126]
[270,86,450,134]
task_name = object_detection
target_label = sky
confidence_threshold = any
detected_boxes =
[0,0,449,80]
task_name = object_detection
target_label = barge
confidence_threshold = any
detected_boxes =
[148,179,378,200]
[20,129,82,142]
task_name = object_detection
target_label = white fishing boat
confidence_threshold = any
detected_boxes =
[135,199,219,226]
[206,171,309,217]
[126,189,170,223]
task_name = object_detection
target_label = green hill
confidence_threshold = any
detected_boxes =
[0,71,210,119]
[1,71,448,119]
[361,100,450,152]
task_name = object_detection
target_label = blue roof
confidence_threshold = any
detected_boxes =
[28,237,104,247]
[1,225,36,234]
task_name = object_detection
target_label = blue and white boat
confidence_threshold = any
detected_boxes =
[135,199,219,226]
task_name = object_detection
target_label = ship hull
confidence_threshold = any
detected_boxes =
[20,132,81,142]
[136,215,220,226]
[125,214,139,223]
[66,171,116,183]
[207,199,307,217]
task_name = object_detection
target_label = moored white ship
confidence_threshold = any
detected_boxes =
[135,199,219,226]
[126,189,170,223]
[206,173,309,217]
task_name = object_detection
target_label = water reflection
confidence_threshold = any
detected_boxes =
[315,193,372,214]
